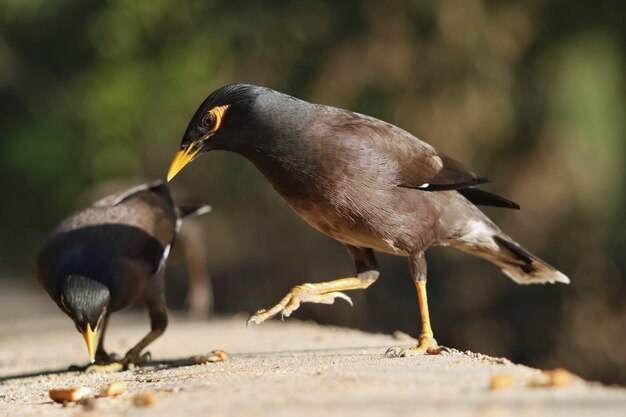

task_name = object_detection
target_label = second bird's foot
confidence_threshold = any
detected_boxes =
[122,350,152,368]
[247,283,353,325]
[385,336,440,358]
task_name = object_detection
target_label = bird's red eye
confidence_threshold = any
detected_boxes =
[202,113,216,129]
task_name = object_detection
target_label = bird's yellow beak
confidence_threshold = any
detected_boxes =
[167,141,204,182]
[82,324,97,363]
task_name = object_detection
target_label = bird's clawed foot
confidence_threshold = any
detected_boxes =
[122,349,152,367]
[247,283,353,325]
[385,334,441,358]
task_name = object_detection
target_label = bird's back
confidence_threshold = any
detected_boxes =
[37,182,178,310]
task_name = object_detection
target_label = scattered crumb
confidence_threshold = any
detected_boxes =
[529,368,574,388]
[490,373,516,390]
[191,350,229,364]
[49,387,93,403]
[133,392,157,407]
[99,380,126,397]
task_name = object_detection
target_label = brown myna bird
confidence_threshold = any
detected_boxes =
[37,181,210,367]
[167,84,569,356]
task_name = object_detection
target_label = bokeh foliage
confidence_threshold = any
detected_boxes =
[1,0,624,383]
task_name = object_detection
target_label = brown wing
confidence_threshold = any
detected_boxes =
[54,182,177,249]
[325,108,486,190]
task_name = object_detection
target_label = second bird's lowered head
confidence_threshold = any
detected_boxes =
[59,275,110,363]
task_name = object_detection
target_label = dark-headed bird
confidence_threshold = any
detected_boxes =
[37,181,210,367]
[167,84,568,356]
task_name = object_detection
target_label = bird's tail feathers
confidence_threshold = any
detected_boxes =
[178,204,212,218]
[490,235,569,284]
[451,222,569,285]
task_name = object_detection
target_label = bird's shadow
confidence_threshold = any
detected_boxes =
[0,345,398,383]
[0,357,202,383]
[0,367,78,383]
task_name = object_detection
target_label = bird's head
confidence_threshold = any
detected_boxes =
[59,275,110,363]
[167,84,267,181]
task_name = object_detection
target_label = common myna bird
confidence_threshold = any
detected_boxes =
[37,181,210,367]
[167,84,569,356]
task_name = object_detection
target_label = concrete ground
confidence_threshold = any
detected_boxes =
[1,282,625,417]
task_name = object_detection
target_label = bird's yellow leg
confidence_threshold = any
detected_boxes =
[415,281,438,351]
[385,281,438,357]
[247,277,370,325]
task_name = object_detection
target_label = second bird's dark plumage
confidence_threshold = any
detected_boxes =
[37,181,210,367]
[168,84,568,356]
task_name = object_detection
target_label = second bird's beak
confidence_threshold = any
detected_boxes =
[82,324,97,363]
[167,140,204,182]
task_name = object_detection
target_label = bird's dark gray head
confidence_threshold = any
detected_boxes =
[168,84,285,181]
[59,275,110,361]
[185,84,265,144]
[60,275,109,329]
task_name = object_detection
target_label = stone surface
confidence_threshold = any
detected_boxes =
[1,282,625,417]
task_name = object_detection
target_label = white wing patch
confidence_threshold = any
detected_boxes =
[158,244,172,271]
[462,220,498,250]
[384,238,401,254]
[431,155,444,170]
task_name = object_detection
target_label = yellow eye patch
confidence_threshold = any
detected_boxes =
[204,105,229,133]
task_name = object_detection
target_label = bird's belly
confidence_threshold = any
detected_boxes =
[282,193,412,256]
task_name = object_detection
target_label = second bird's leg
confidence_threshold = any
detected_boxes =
[122,300,168,367]
[247,245,379,325]
[86,304,167,373]
[386,252,439,357]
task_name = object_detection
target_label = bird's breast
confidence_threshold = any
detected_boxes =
[241,135,442,255]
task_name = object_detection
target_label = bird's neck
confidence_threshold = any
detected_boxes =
[232,99,319,197]
[234,128,318,198]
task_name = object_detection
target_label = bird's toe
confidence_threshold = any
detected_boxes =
[384,346,426,357]
[122,349,149,368]
[247,307,279,326]
[384,346,406,358]
[328,291,353,306]
[385,336,439,358]
[137,351,152,364]
[281,298,301,317]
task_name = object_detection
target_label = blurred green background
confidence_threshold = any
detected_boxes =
[1,0,624,384]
